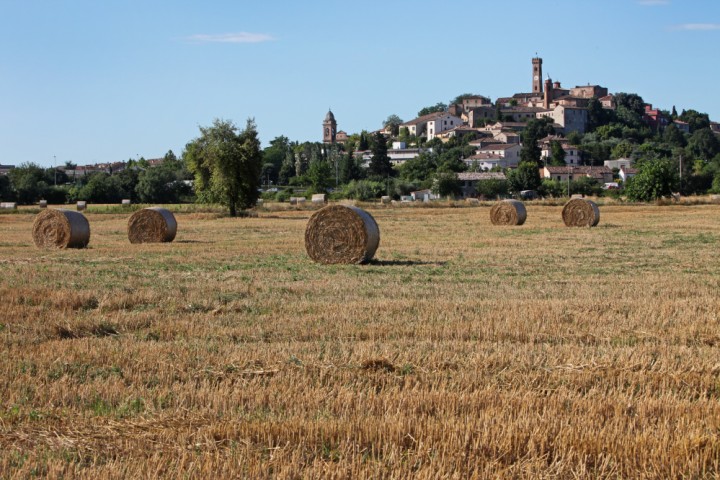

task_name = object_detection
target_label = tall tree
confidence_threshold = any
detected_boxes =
[417,102,447,117]
[520,118,553,166]
[549,140,567,166]
[184,118,262,216]
[368,132,395,178]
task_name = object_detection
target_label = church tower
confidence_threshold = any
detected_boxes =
[532,57,543,94]
[323,109,337,144]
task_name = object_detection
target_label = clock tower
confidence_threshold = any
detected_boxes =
[532,57,543,94]
[323,109,337,144]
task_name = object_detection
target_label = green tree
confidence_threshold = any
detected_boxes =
[586,97,611,131]
[688,128,720,161]
[417,102,447,117]
[184,118,262,216]
[679,109,710,133]
[368,132,395,178]
[338,149,363,184]
[549,140,567,166]
[624,158,679,201]
[662,123,687,148]
[507,162,541,192]
[449,93,476,105]
[383,115,404,136]
[399,152,437,182]
[0,175,14,201]
[307,160,333,193]
[520,118,554,166]
[611,140,634,159]
[431,172,461,198]
[7,163,48,204]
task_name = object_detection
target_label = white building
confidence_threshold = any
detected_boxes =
[540,143,581,165]
[536,105,588,134]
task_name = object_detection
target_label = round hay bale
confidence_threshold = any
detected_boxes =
[32,209,90,249]
[305,205,380,264]
[562,198,600,227]
[127,207,177,244]
[490,199,526,225]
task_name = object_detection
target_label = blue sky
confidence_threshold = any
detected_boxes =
[1,0,719,167]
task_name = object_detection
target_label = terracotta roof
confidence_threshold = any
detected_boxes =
[401,112,448,126]
[478,143,518,151]
[457,172,507,181]
[620,166,638,174]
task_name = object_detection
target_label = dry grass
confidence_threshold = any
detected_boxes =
[1,204,720,478]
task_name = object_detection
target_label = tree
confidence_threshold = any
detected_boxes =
[7,163,49,204]
[662,123,687,148]
[431,172,461,198]
[614,92,646,116]
[449,93,475,106]
[338,149,363,184]
[399,152,437,182]
[507,162,541,192]
[184,118,262,216]
[520,118,554,166]
[586,97,611,131]
[417,102,447,117]
[688,128,720,161]
[624,158,679,201]
[307,160,333,193]
[383,115,404,136]
[549,140,567,166]
[368,132,394,178]
[679,109,710,133]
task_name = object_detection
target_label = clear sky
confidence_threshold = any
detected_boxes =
[1,0,719,167]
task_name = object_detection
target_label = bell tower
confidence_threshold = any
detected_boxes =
[323,109,337,144]
[532,57,543,94]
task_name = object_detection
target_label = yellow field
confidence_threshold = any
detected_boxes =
[1,204,719,478]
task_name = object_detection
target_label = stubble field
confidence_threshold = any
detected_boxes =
[1,203,719,478]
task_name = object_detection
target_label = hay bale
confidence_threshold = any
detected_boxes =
[562,198,600,227]
[311,194,327,205]
[127,207,177,244]
[305,205,380,264]
[380,196,391,204]
[39,200,48,208]
[289,196,306,205]
[256,199,264,207]
[32,209,90,249]
[121,199,131,206]
[490,199,527,226]
[76,201,87,211]
[465,198,480,205]
[0,202,17,210]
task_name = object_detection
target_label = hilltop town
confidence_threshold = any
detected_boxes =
[2,57,720,206]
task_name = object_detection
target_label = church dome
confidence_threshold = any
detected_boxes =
[324,110,336,122]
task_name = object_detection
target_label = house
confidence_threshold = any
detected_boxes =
[599,95,616,109]
[604,158,633,170]
[643,104,669,132]
[387,147,422,165]
[435,125,483,143]
[336,130,349,143]
[536,105,588,134]
[710,122,720,135]
[540,142,581,165]
[493,131,520,144]
[570,85,609,99]
[501,106,549,123]
[400,112,462,139]
[619,166,638,182]
[461,95,492,110]
[457,171,506,198]
[462,106,497,127]
[466,144,521,170]
[0,164,15,175]
[541,165,613,184]
[483,121,527,134]
[410,189,439,201]
[673,120,690,134]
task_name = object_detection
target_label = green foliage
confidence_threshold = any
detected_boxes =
[520,118,554,166]
[307,160,333,193]
[679,109,710,133]
[507,162,541,192]
[624,158,679,201]
[7,163,49,204]
[449,93,475,105]
[570,177,603,196]
[662,123,687,148]
[341,180,385,201]
[184,118,262,216]
[611,141,634,160]
[614,92,646,116]
[0,174,14,201]
[475,179,508,199]
[399,153,437,182]
[338,151,364,184]
[136,168,178,203]
[262,136,291,184]
[368,132,395,178]
[688,128,720,161]
[549,140,566,166]
[540,179,567,198]
[383,115,404,136]
[417,102,447,117]
[431,172,461,198]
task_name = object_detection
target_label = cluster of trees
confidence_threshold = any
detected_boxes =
[1,151,193,206]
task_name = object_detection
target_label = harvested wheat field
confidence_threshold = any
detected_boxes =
[1,203,719,478]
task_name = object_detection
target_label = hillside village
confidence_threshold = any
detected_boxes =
[3,57,720,206]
